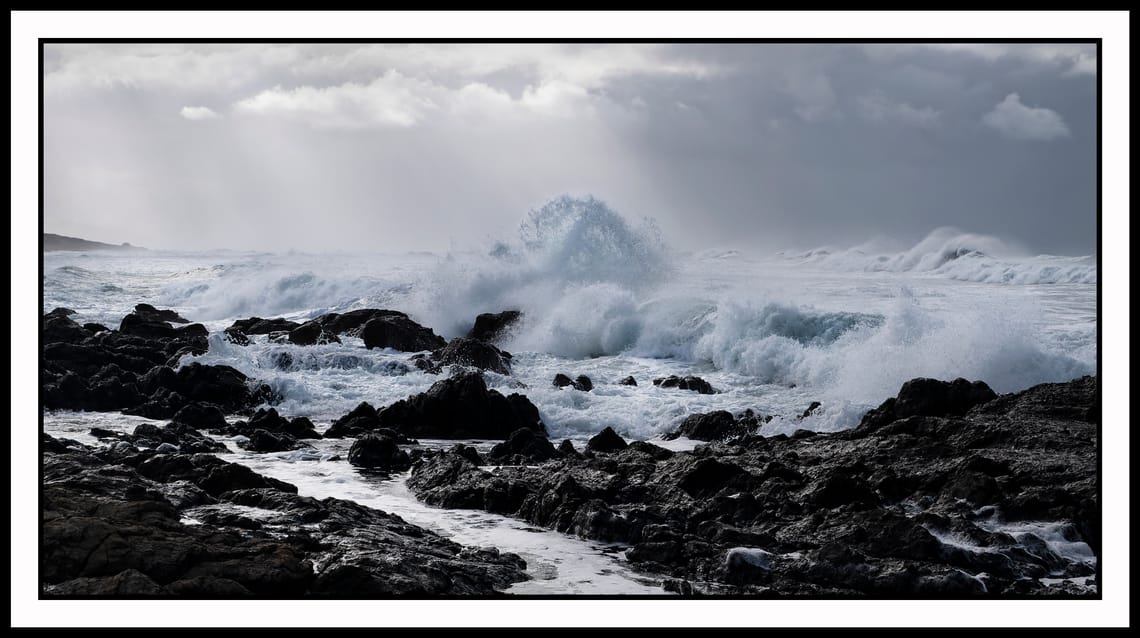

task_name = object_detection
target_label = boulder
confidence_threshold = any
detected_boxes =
[287,321,341,346]
[433,337,512,375]
[360,315,446,352]
[348,434,412,470]
[228,317,301,335]
[466,310,522,344]
[376,371,545,439]
[487,428,559,464]
[323,402,381,439]
[586,427,628,453]
[653,375,717,395]
[665,411,747,442]
[618,376,638,387]
[894,378,997,419]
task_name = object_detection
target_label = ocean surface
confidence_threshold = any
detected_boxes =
[40,197,1098,593]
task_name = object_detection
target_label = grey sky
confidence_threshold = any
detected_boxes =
[43,42,1098,255]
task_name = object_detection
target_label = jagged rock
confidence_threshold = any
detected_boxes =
[376,371,545,439]
[348,434,411,470]
[466,310,522,344]
[433,337,512,375]
[665,410,750,442]
[586,427,628,453]
[227,317,301,335]
[404,376,1098,596]
[618,376,638,386]
[487,428,559,464]
[653,375,717,394]
[323,402,381,439]
[360,314,446,352]
[287,320,341,346]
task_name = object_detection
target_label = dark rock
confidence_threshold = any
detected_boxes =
[198,463,299,497]
[376,371,545,439]
[119,313,177,339]
[586,427,628,453]
[573,375,593,392]
[42,308,92,343]
[46,569,165,596]
[313,309,409,337]
[677,458,746,498]
[172,403,228,431]
[488,428,559,464]
[665,410,748,442]
[360,314,446,352]
[653,375,717,394]
[323,402,381,439]
[449,444,485,466]
[348,434,411,470]
[557,439,582,458]
[222,327,251,346]
[800,401,822,419]
[809,475,880,509]
[894,378,998,419]
[466,310,522,344]
[238,429,310,453]
[227,317,301,335]
[287,321,341,346]
[553,373,574,388]
[434,337,512,375]
[134,303,189,323]
[618,376,638,386]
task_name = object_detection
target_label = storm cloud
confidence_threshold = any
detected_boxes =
[43,42,1097,255]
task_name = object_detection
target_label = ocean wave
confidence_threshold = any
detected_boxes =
[785,228,1097,284]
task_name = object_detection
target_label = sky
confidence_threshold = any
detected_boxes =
[43,42,1098,255]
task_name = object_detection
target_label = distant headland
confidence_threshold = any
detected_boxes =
[43,233,146,252]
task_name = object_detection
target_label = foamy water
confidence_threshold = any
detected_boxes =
[43,198,1096,441]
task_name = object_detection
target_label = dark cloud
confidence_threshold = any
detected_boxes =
[43,43,1097,255]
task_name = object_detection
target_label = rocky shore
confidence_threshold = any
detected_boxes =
[41,304,1099,597]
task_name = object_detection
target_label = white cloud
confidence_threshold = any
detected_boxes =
[982,93,1071,141]
[233,70,440,129]
[179,105,220,120]
[864,43,1097,77]
[1063,52,1097,76]
[857,91,940,128]
[45,43,720,96]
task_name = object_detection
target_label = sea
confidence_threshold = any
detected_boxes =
[40,196,1098,594]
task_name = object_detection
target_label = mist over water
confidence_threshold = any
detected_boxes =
[43,196,1096,439]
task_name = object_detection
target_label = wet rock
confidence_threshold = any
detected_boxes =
[360,314,446,352]
[553,373,574,388]
[287,321,341,346]
[238,429,310,454]
[557,439,582,458]
[433,337,512,375]
[227,317,301,335]
[487,428,559,464]
[133,303,190,324]
[172,403,228,432]
[894,378,997,419]
[466,310,522,344]
[323,401,381,439]
[800,402,822,419]
[376,371,545,439]
[222,327,251,346]
[618,376,638,386]
[573,375,593,392]
[653,375,717,395]
[665,410,748,442]
[348,434,412,471]
[586,427,628,453]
